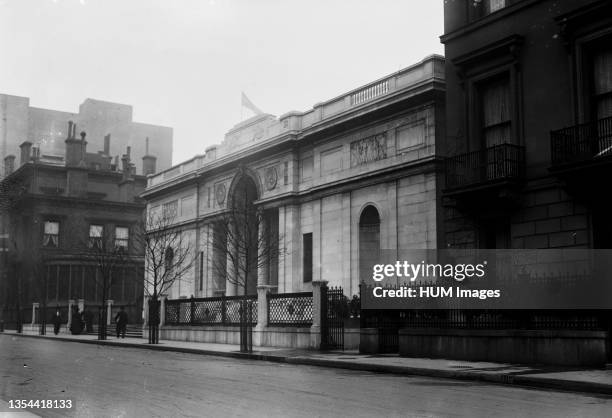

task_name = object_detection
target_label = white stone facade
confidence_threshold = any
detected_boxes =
[142,55,445,300]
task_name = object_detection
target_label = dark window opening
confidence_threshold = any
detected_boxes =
[303,233,313,283]
[479,218,510,249]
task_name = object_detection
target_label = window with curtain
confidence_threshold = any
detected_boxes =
[43,221,59,248]
[115,226,129,249]
[593,47,612,120]
[89,224,103,249]
[480,76,512,147]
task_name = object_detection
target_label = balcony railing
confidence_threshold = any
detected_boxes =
[445,143,525,190]
[550,116,612,167]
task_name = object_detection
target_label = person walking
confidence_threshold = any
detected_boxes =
[114,306,128,338]
[52,310,62,335]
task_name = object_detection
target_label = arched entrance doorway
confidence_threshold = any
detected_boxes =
[228,175,259,295]
[359,205,381,282]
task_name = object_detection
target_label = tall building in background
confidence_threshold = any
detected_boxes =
[0,121,153,329]
[0,95,173,175]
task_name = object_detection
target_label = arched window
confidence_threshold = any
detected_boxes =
[359,206,381,282]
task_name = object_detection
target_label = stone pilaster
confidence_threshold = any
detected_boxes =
[257,215,268,286]
[32,303,39,325]
[106,300,113,326]
[143,296,150,327]
[310,280,327,349]
[67,299,75,329]
[159,295,167,327]
[254,285,274,347]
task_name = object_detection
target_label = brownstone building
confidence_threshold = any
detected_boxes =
[0,121,155,327]
[441,0,612,250]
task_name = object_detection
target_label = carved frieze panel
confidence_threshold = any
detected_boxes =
[350,133,387,167]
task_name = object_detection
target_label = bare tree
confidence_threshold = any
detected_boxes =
[139,209,194,344]
[209,178,283,352]
[74,224,139,340]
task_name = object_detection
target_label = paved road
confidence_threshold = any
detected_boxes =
[1,335,611,418]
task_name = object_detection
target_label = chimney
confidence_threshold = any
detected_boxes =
[78,132,88,167]
[104,134,111,155]
[20,141,32,165]
[142,137,157,175]
[31,146,40,162]
[121,146,132,181]
[65,122,88,167]
[4,155,15,175]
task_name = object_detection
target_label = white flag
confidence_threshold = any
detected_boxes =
[241,92,263,115]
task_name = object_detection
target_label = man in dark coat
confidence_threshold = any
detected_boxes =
[70,305,83,335]
[52,310,62,335]
[114,306,128,338]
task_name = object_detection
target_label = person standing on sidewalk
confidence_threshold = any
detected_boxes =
[114,306,128,338]
[52,310,62,335]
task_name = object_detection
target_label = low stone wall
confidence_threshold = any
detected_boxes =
[150,325,360,350]
[359,328,379,354]
[156,325,316,348]
[399,328,608,366]
[257,327,312,348]
[344,328,360,350]
[157,326,242,345]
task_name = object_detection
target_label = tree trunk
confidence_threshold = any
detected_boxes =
[148,298,160,344]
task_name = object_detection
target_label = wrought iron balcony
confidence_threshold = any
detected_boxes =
[445,143,525,191]
[550,116,612,167]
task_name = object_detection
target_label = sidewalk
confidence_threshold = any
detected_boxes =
[3,330,612,396]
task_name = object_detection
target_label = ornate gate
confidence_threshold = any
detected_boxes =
[321,284,344,350]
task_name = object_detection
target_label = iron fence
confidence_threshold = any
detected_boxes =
[445,143,525,189]
[165,295,257,326]
[268,292,313,327]
[360,309,610,354]
[321,285,345,350]
[551,116,612,166]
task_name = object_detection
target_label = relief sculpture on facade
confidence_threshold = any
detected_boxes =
[350,133,387,167]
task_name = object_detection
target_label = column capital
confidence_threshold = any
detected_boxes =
[32,302,40,308]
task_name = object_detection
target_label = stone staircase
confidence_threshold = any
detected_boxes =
[85,324,143,339]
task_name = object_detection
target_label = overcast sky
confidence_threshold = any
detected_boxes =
[0,0,444,165]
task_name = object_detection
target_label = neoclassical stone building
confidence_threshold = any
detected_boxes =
[141,55,445,300]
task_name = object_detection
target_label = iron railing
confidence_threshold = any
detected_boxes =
[550,116,612,166]
[445,143,525,190]
[321,285,345,350]
[268,292,313,327]
[165,295,257,326]
[360,308,609,353]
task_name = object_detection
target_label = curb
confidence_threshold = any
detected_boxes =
[3,332,612,396]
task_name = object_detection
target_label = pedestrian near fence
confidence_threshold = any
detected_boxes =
[114,306,128,338]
